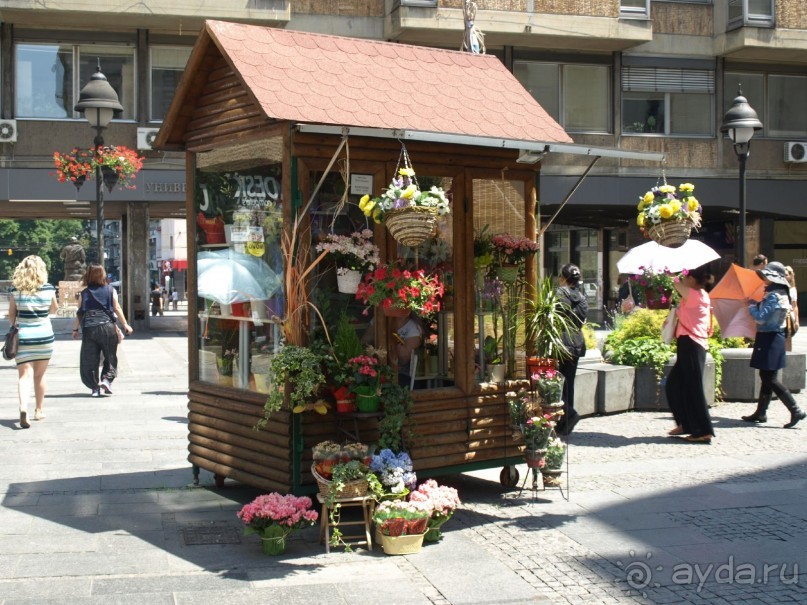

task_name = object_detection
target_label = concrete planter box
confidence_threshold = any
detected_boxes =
[584,362,635,414]
[574,367,599,418]
[720,349,806,402]
[633,354,715,411]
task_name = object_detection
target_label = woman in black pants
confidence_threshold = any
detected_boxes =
[666,264,715,442]
[743,262,806,428]
[73,264,134,396]
[554,263,588,436]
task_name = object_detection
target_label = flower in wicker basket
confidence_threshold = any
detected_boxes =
[636,183,702,247]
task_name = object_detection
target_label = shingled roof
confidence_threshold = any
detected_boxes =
[159,20,572,148]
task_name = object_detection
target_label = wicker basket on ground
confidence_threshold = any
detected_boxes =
[647,220,691,248]
[311,464,369,498]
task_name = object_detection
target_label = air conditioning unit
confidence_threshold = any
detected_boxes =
[137,127,160,150]
[784,141,807,163]
[0,119,18,143]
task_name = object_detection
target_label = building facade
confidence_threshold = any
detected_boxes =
[1,0,805,321]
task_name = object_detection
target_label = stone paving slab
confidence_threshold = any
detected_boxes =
[2,322,807,604]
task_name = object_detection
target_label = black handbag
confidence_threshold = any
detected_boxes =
[2,324,19,360]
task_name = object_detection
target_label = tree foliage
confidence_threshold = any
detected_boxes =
[0,219,88,283]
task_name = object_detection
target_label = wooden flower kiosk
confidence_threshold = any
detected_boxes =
[155,20,581,494]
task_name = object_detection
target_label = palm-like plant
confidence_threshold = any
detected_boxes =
[524,277,576,361]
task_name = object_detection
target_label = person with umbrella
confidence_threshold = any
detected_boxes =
[742,262,806,428]
[666,264,715,443]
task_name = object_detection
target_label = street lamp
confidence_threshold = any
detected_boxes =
[720,88,763,267]
[74,62,123,267]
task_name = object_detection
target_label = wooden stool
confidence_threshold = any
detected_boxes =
[317,493,374,553]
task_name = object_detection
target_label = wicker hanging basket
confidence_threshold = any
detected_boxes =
[647,220,691,248]
[385,207,438,247]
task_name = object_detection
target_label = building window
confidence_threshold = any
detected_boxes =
[622,66,714,136]
[150,46,191,122]
[725,72,807,138]
[15,42,135,120]
[514,62,610,133]
[728,0,774,28]
[170,235,174,250]
[620,0,649,18]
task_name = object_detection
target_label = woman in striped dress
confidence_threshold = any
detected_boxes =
[8,255,57,428]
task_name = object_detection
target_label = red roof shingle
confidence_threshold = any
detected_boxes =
[206,20,571,144]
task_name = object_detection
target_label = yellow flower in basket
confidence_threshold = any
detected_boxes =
[636,182,703,243]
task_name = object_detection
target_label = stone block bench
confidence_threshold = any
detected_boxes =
[720,349,806,402]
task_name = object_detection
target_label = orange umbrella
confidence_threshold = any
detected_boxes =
[710,264,766,338]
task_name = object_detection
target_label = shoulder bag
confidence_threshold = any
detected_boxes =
[2,324,19,360]
[661,305,678,344]
[86,286,124,343]
[620,282,636,314]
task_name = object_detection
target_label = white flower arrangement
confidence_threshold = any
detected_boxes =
[315,229,380,274]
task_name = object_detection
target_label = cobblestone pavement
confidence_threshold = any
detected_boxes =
[450,399,807,604]
[1,316,806,604]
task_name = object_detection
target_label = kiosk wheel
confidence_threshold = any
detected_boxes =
[499,465,519,488]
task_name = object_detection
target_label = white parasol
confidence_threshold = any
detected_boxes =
[616,239,721,275]
[197,249,281,305]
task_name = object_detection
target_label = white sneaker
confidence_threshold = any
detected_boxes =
[91,389,100,398]
[100,379,113,395]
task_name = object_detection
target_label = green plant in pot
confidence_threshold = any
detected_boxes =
[377,382,415,453]
[525,276,575,370]
[260,345,328,425]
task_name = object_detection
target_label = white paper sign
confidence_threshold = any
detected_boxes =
[350,174,374,196]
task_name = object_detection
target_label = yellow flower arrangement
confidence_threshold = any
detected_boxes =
[636,182,702,238]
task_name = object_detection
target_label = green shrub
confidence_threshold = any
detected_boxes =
[608,336,674,377]
[603,308,667,355]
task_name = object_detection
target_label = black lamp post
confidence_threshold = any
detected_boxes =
[74,63,123,267]
[720,88,763,267]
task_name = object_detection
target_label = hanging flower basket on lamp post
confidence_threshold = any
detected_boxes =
[52,148,95,191]
[52,145,143,192]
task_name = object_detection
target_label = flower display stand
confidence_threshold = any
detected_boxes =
[317,493,374,553]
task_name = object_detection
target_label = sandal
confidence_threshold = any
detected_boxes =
[668,426,685,436]
[686,435,712,443]
[34,409,46,421]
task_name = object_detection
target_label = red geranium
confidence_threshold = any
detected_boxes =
[356,261,444,316]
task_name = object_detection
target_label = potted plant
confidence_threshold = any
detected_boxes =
[260,345,328,423]
[237,492,318,555]
[316,229,380,294]
[358,152,451,247]
[541,436,566,487]
[369,448,417,498]
[636,182,702,247]
[373,500,430,556]
[312,440,343,479]
[473,224,494,272]
[216,348,237,386]
[93,145,144,190]
[483,335,504,382]
[531,366,565,408]
[525,277,576,374]
[521,413,561,468]
[355,261,444,317]
[52,148,94,190]
[629,267,680,310]
[490,233,538,283]
[346,353,392,413]
[323,314,364,412]
[408,479,461,542]
[377,382,415,453]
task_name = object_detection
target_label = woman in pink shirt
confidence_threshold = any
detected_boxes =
[666,264,715,443]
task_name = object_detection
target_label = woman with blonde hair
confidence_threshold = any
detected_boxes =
[73,264,133,396]
[8,255,58,428]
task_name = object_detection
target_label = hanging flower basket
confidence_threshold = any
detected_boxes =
[359,144,450,248]
[384,207,439,248]
[637,182,702,248]
[336,269,362,294]
[647,220,691,248]
[52,145,143,191]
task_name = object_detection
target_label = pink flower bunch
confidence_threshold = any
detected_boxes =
[346,353,392,389]
[491,233,539,266]
[409,479,461,516]
[237,493,318,532]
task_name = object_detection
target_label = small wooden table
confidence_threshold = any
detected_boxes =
[317,493,374,553]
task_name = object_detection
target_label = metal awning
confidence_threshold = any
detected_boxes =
[295,124,666,163]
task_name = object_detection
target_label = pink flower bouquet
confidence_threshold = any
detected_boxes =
[237,492,318,555]
[409,479,461,542]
